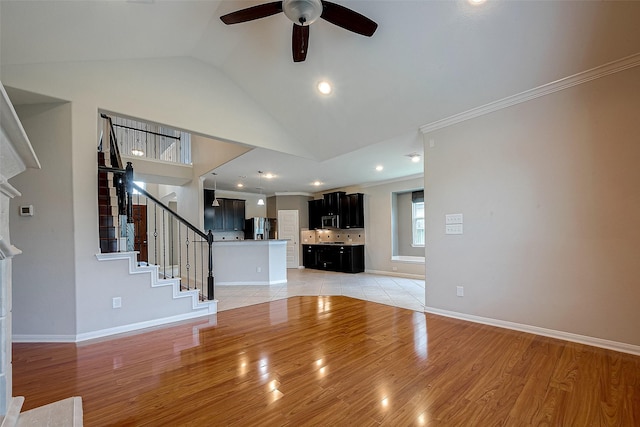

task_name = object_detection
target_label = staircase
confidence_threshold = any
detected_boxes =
[97,152,119,253]
[94,114,216,336]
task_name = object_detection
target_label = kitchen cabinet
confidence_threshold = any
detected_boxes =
[226,199,245,231]
[204,190,245,231]
[303,244,364,273]
[340,193,364,229]
[308,199,324,230]
[339,245,364,273]
[303,244,318,269]
[323,191,345,216]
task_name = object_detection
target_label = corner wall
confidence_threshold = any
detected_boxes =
[423,65,640,346]
[9,102,76,337]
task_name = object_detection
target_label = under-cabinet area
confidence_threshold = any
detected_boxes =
[302,244,364,273]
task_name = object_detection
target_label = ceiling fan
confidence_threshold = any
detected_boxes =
[220,0,378,62]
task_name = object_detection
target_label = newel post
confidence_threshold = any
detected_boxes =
[125,162,135,251]
[207,230,214,300]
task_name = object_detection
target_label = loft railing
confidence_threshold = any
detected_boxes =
[111,116,191,165]
[98,114,214,301]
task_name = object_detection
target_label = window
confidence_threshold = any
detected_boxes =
[412,191,424,247]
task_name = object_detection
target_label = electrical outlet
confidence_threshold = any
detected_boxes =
[112,297,122,308]
[456,286,464,297]
[256,267,262,273]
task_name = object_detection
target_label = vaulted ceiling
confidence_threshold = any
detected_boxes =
[2,0,640,193]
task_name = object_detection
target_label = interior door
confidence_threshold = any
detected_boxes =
[277,210,299,269]
[132,205,148,263]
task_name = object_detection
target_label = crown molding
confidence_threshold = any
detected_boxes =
[420,52,640,135]
[274,192,314,197]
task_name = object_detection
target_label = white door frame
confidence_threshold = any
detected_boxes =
[277,210,300,269]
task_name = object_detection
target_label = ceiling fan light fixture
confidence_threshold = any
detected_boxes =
[283,0,323,25]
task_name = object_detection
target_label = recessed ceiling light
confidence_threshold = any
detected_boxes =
[237,183,244,188]
[313,181,322,186]
[375,165,383,171]
[410,154,421,163]
[317,81,332,95]
[468,0,486,5]
[264,173,275,179]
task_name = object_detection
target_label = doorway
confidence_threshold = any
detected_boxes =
[132,205,148,263]
[277,210,299,269]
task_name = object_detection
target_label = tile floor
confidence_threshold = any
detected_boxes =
[215,268,425,312]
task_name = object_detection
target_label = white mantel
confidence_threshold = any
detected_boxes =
[0,82,41,416]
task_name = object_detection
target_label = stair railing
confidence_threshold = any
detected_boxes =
[128,171,215,301]
[98,114,214,301]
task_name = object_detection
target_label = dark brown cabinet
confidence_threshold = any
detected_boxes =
[303,244,364,273]
[323,191,345,216]
[204,190,245,231]
[340,193,364,229]
[308,192,364,230]
[308,199,324,230]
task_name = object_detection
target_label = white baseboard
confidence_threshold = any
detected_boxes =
[424,306,640,356]
[216,279,287,286]
[75,309,215,342]
[13,334,77,343]
[13,309,215,343]
[365,269,425,280]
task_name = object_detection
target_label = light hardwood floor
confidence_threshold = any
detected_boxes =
[13,296,640,426]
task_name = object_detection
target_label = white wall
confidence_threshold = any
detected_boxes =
[9,102,76,337]
[423,65,640,347]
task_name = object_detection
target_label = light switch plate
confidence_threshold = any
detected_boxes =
[445,213,463,224]
[446,224,463,234]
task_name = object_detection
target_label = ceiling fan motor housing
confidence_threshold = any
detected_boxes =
[283,0,323,25]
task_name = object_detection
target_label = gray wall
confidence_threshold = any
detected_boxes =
[273,195,311,229]
[10,102,76,336]
[424,65,640,346]
[395,191,424,257]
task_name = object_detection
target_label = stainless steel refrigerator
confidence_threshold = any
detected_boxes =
[244,217,277,240]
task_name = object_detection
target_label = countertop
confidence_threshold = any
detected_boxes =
[214,239,287,245]
[303,242,364,246]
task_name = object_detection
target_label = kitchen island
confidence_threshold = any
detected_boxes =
[213,240,287,285]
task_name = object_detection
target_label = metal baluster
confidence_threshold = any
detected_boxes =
[178,224,182,284]
[162,209,166,279]
[200,239,204,299]
[153,204,158,267]
[193,232,197,296]
[170,213,174,278]
[185,232,190,290]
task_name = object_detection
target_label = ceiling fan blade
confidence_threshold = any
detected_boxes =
[292,24,310,62]
[320,1,377,37]
[220,1,283,25]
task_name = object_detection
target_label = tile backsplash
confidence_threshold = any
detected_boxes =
[213,231,244,241]
[300,229,365,244]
